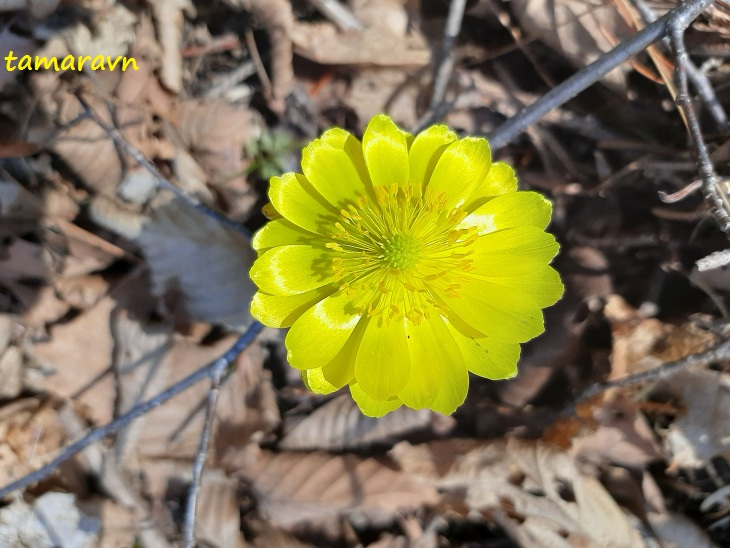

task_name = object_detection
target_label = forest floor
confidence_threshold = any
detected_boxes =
[1,0,730,546]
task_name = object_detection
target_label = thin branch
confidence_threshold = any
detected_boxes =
[488,0,716,150]
[430,0,468,112]
[667,12,730,237]
[631,0,728,131]
[306,0,364,31]
[415,0,468,131]
[0,322,264,500]
[564,337,730,415]
[183,351,229,547]
[72,91,251,238]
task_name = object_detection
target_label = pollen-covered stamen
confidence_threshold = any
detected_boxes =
[324,185,479,317]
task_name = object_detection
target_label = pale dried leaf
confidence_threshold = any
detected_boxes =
[394,439,644,547]
[129,335,274,460]
[68,5,137,59]
[347,69,422,132]
[57,219,129,278]
[110,308,173,462]
[511,0,633,90]
[0,399,67,489]
[0,345,23,399]
[151,0,189,93]
[196,470,246,548]
[572,396,664,469]
[280,394,448,451]
[175,99,259,188]
[92,195,256,330]
[31,293,117,423]
[240,451,439,527]
[664,369,730,468]
[290,21,430,67]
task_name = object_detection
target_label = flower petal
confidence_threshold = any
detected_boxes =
[253,218,323,252]
[398,315,462,409]
[447,322,520,379]
[269,173,337,235]
[350,382,402,417]
[355,317,410,400]
[249,245,335,295]
[362,114,411,189]
[251,286,334,328]
[321,319,366,388]
[460,191,553,235]
[408,124,457,196]
[469,226,559,277]
[429,351,468,415]
[303,368,339,395]
[427,137,492,209]
[485,266,564,308]
[301,128,372,208]
[439,279,544,343]
[286,291,361,370]
[469,161,518,203]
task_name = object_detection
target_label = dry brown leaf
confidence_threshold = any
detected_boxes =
[239,451,439,528]
[0,345,23,399]
[642,472,715,547]
[574,400,664,470]
[151,0,188,93]
[0,492,100,547]
[392,438,644,547]
[290,21,429,67]
[195,470,247,548]
[0,399,67,488]
[280,394,450,451]
[174,99,260,211]
[347,69,423,132]
[31,293,117,423]
[663,369,730,469]
[128,334,274,461]
[511,0,633,90]
[110,308,173,462]
[91,195,256,330]
[604,295,715,380]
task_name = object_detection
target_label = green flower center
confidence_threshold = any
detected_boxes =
[383,234,420,270]
[326,183,477,324]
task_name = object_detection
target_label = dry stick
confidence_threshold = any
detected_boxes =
[0,322,264,499]
[306,0,364,31]
[668,13,730,236]
[183,355,229,548]
[415,0,468,131]
[488,0,717,150]
[562,2,730,414]
[565,338,730,414]
[72,91,251,238]
[631,0,728,131]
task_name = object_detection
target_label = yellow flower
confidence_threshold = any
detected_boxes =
[249,114,563,417]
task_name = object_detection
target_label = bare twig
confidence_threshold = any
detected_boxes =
[0,322,264,499]
[488,0,717,150]
[306,0,364,31]
[202,61,257,99]
[667,12,730,236]
[632,0,728,131]
[245,28,274,101]
[565,337,730,415]
[244,0,294,112]
[415,0,467,131]
[183,352,230,548]
[430,0,467,112]
[73,91,250,238]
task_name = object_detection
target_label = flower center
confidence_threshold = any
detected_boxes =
[383,234,420,270]
[326,183,477,324]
